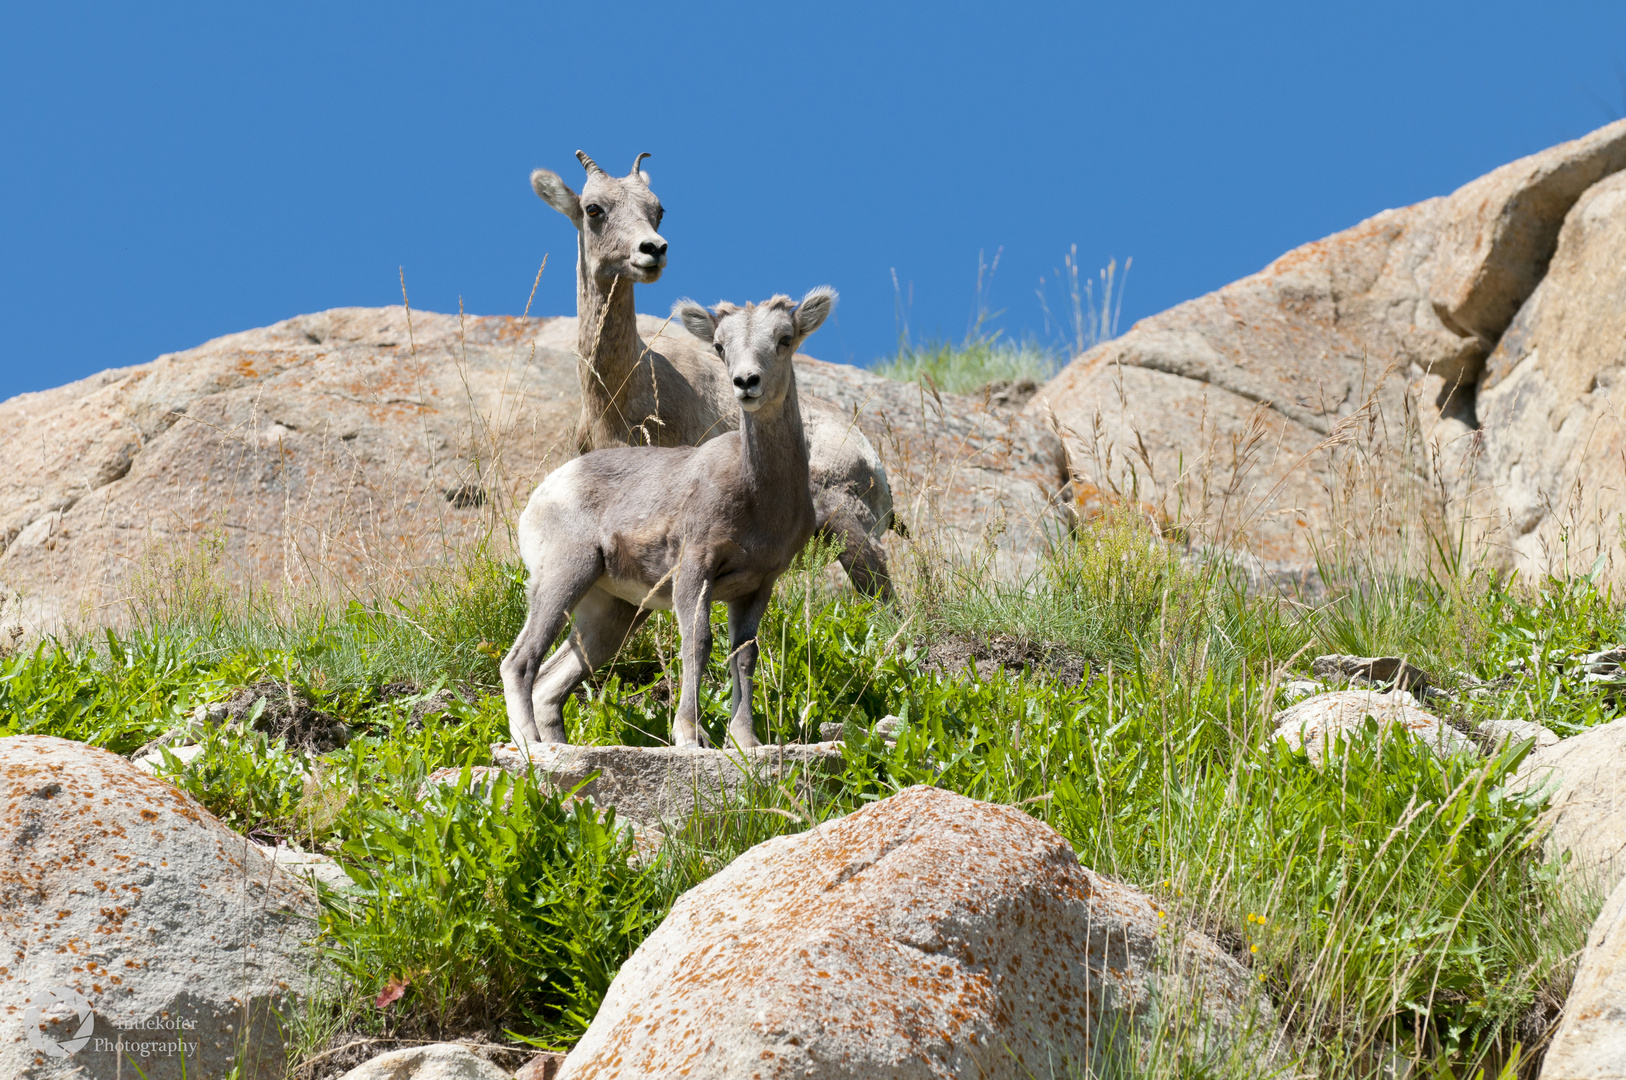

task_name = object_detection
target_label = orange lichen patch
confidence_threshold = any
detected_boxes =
[1071,481,1167,531]
[1,735,315,1073]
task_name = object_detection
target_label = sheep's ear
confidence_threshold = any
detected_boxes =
[531,168,582,227]
[674,299,716,343]
[793,286,837,337]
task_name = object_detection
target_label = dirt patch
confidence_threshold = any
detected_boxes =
[921,634,1091,687]
[225,680,350,753]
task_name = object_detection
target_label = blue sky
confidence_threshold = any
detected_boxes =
[3,2,1624,402]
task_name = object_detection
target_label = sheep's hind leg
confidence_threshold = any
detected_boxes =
[530,588,652,745]
[501,549,602,752]
[724,586,775,749]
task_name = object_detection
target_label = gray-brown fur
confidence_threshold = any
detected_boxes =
[530,152,895,597]
[501,289,831,750]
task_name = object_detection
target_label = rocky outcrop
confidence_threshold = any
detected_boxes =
[1512,717,1626,894]
[1271,689,1473,766]
[1428,121,1626,348]
[0,309,1071,630]
[559,785,1282,1080]
[1540,872,1626,1080]
[1032,119,1626,579]
[0,308,582,631]
[0,735,314,1080]
[1470,169,1626,573]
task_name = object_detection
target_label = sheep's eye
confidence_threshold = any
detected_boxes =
[778,335,793,350]
[584,204,604,219]
[654,205,665,227]
[713,342,725,358]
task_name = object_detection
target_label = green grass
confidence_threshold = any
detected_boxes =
[2,514,1623,1078]
[872,331,1059,396]
[873,248,1129,396]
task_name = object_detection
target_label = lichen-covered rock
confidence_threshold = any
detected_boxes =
[334,1043,510,1080]
[0,308,584,632]
[559,785,1281,1080]
[0,735,314,1080]
[1033,119,1626,581]
[1540,872,1626,1080]
[1271,689,1474,766]
[1470,169,1626,576]
[1512,717,1626,894]
[1429,119,1626,347]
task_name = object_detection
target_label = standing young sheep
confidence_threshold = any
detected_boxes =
[501,289,832,751]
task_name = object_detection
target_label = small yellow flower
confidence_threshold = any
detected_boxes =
[1250,944,1258,953]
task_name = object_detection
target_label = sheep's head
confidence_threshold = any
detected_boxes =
[675,288,836,415]
[531,151,667,284]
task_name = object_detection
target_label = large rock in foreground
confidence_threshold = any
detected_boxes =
[1513,717,1626,894]
[0,736,314,1080]
[559,785,1281,1080]
[1541,873,1626,1080]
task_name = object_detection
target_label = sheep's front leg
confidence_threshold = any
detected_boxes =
[671,567,716,749]
[724,586,775,749]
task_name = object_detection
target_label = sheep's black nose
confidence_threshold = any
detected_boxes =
[639,240,667,257]
[733,373,760,391]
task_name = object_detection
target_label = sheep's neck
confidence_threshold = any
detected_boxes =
[738,380,811,506]
[576,246,641,434]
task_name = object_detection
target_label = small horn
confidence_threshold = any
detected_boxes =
[575,150,604,175]
[630,152,652,178]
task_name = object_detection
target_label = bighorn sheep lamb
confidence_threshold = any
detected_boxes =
[501,289,831,750]
[529,151,896,597]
